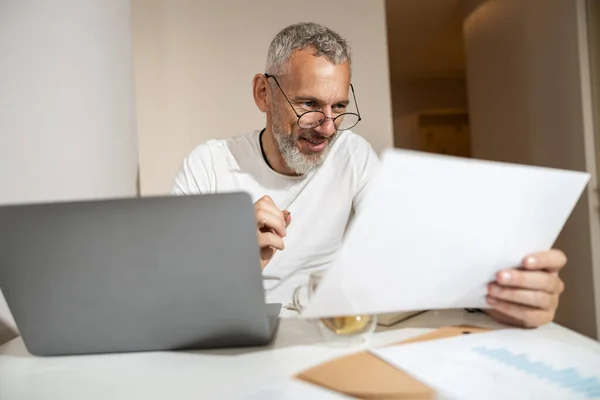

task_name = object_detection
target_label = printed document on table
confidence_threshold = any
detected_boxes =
[301,149,590,319]
[370,329,600,400]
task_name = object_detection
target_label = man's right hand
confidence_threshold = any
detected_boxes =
[254,195,291,270]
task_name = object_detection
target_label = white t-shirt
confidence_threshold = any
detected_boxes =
[171,129,380,310]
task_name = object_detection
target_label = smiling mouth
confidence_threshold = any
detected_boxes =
[301,137,327,145]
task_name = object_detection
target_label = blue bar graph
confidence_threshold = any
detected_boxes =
[472,346,600,398]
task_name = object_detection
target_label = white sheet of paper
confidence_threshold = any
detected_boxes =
[301,149,590,318]
[370,329,600,400]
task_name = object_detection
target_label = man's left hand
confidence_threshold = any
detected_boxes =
[485,249,566,328]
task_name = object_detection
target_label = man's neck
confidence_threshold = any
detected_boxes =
[260,127,301,176]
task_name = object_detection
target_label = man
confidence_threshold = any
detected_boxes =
[172,22,566,328]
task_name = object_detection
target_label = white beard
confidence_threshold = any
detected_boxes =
[271,124,336,175]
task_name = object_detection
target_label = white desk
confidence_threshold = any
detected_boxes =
[1,309,599,399]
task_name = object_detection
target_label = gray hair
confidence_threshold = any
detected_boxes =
[265,22,352,76]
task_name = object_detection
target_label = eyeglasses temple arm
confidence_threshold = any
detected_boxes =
[264,73,302,118]
[350,83,361,119]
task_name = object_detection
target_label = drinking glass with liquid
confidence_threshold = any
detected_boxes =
[292,269,377,346]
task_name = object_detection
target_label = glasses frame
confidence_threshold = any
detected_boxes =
[264,73,362,132]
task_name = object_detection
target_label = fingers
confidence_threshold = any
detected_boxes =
[260,195,276,207]
[255,209,287,237]
[487,266,564,328]
[485,249,567,328]
[494,269,564,294]
[255,198,285,222]
[254,196,290,238]
[253,196,291,269]
[521,249,567,272]
[283,210,292,227]
[257,231,285,251]
[487,283,557,309]
[485,297,553,328]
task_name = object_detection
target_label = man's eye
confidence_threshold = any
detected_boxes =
[302,101,317,108]
[333,104,347,112]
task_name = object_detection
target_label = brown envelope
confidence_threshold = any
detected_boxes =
[295,325,491,399]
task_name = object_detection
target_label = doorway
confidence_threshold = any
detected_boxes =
[385,0,471,158]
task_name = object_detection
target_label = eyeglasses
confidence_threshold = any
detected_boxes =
[264,73,362,131]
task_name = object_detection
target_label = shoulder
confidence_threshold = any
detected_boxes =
[171,131,259,195]
[185,137,230,163]
[183,130,259,170]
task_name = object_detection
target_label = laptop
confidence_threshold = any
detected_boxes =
[0,192,281,356]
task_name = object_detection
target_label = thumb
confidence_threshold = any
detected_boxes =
[283,210,291,226]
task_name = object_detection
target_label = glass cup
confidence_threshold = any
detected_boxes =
[292,269,377,346]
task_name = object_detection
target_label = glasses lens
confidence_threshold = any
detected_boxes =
[298,112,325,129]
[335,113,360,131]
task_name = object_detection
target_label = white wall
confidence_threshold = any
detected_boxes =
[464,0,600,338]
[0,1,139,341]
[131,0,394,196]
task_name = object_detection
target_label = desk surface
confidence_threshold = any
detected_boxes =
[1,309,599,399]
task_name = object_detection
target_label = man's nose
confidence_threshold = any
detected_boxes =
[314,107,336,137]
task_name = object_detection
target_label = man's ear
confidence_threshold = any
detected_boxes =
[253,74,269,113]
